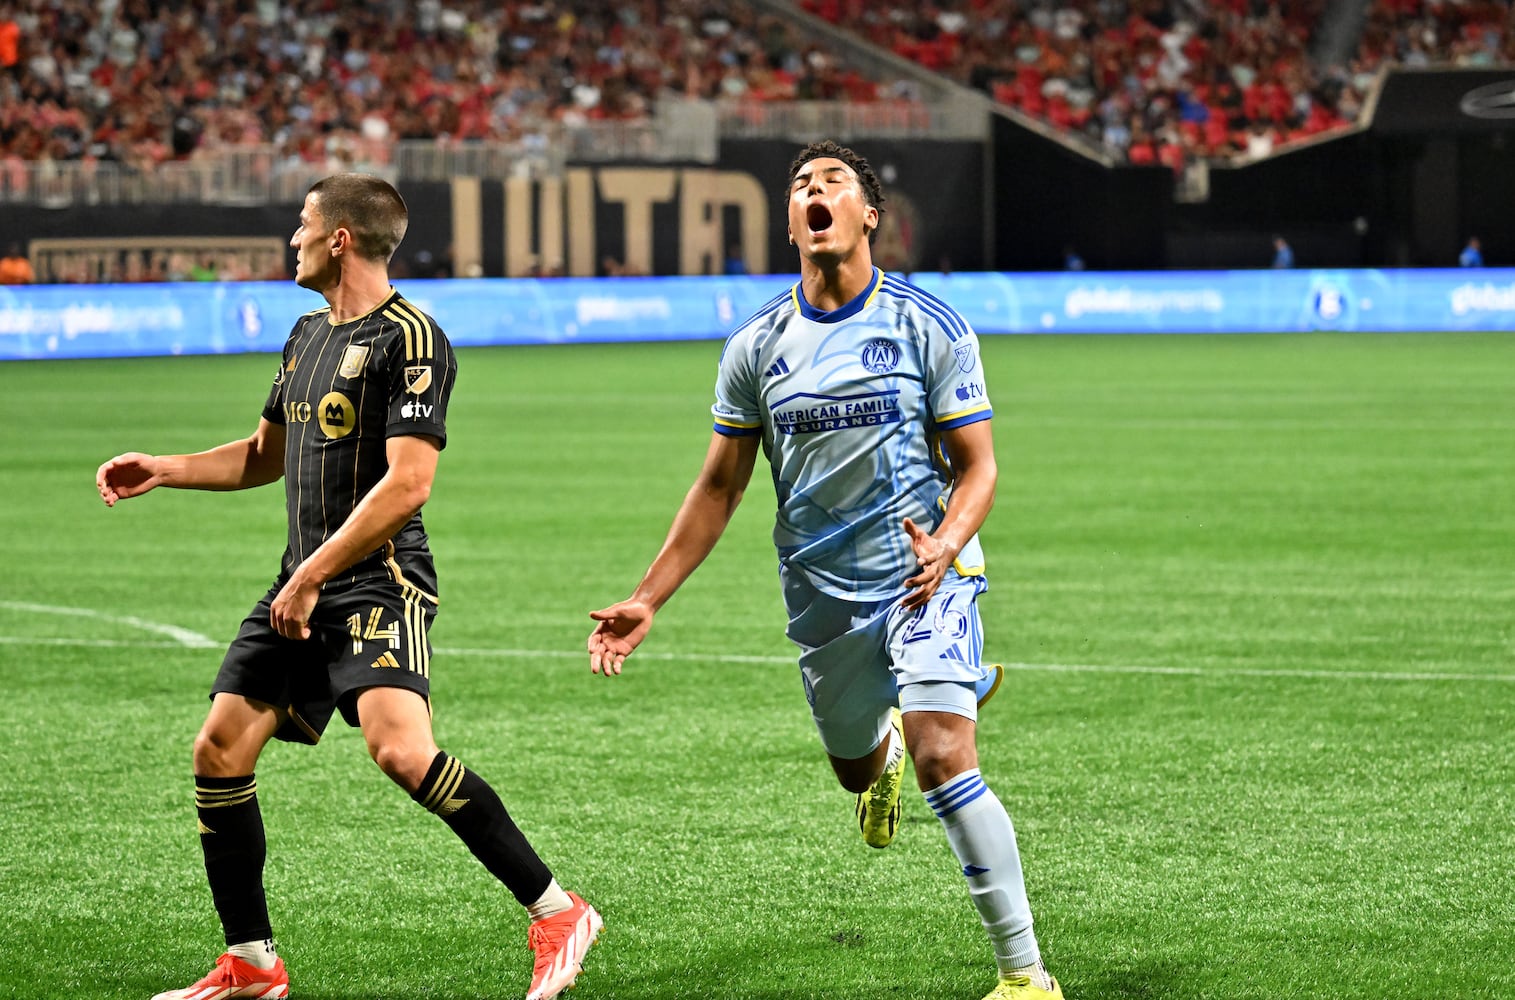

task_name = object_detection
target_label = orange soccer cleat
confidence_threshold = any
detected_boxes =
[525,891,603,1000]
[150,952,288,1000]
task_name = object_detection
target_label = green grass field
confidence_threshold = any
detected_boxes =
[2,331,1512,1000]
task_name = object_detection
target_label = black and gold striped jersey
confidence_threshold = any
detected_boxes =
[261,289,457,596]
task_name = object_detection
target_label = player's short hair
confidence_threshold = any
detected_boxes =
[308,173,409,262]
[785,140,886,242]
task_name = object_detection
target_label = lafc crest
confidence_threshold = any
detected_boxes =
[404,366,433,395]
[339,345,370,378]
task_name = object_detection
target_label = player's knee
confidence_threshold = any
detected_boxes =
[367,739,432,792]
[908,735,977,791]
[192,727,242,776]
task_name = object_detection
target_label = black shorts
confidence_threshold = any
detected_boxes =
[212,578,438,745]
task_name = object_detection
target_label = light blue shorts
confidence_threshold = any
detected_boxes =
[781,565,991,760]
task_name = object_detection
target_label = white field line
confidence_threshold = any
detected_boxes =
[0,637,195,649]
[0,614,1509,684]
[0,601,218,648]
[435,647,1515,684]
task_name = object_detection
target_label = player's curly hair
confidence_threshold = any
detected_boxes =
[308,173,409,262]
[785,140,886,240]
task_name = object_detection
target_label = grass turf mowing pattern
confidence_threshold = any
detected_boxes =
[1,332,1512,1000]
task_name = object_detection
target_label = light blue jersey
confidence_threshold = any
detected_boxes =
[713,268,992,602]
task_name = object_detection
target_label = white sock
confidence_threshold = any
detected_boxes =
[1011,962,1054,991]
[924,769,1040,972]
[228,939,278,970]
[526,878,573,921]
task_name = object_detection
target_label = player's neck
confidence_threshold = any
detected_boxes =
[322,266,394,324]
[799,255,875,313]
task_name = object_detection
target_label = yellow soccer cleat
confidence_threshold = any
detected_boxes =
[855,708,906,848]
[982,970,1065,1000]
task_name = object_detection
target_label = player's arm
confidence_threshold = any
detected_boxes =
[588,430,760,675]
[96,418,286,507]
[268,433,440,640]
[902,419,996,609]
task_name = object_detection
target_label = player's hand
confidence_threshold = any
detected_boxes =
[901,516,957,610]
[96,452,162,507]
[587,598,655,676]
[270,574,319,640]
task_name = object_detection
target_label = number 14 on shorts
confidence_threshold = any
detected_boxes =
[347,607,401,653]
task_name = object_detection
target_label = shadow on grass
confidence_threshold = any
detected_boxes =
[1064,956,1193,1000]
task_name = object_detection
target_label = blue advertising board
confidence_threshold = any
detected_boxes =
[910,269,1515,335]
[1,269,1510,361]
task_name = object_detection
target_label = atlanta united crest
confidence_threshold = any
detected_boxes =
[861,338,900,374]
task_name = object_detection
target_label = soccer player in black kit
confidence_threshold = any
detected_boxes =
[96,174,600,1000]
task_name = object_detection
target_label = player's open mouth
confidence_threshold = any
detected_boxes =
[807,204,833,234]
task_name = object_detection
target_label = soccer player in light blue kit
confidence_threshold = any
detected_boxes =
[588,141,1062,1000]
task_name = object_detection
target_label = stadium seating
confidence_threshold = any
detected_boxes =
[6,0,1507,180]
[0,0,901,174]
[800,0,1515,171]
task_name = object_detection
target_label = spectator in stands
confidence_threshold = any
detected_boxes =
[803,0,1511,168]
[0,4,19,75]
[0,241,32,284]
[1459,236,1483,268]
[1271,235,1295,269]
[5,0,1512,232]
[0,0,900,177]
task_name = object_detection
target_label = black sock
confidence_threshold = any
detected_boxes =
[412,752,552,905]
[195,775,273,946]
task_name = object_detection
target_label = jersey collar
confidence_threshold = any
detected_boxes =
[793,267,881,324]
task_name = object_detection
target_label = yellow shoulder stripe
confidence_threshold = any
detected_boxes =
[937,402,992,425]
[384,301,435,361]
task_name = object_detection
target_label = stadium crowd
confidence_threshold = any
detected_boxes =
[802,0,1515,172]
[3,0,1511,182]
[0,0,904,180]
[1,0,1508,283]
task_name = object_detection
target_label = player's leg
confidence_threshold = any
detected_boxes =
[191,691,285,958]
[154,703,289,997]
[824,710,899,795]
[889,574,1062,999]
[781,567,906,844]
[807,652,904,850]
[333,574,598,1000]
[841,704,908,849]
[356,684,564,901]
[901,704,1059,998]
[355,685,601,1000]
[152,594,315,1000]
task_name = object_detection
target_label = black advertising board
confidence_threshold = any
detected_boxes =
[1372,68,1515,135]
